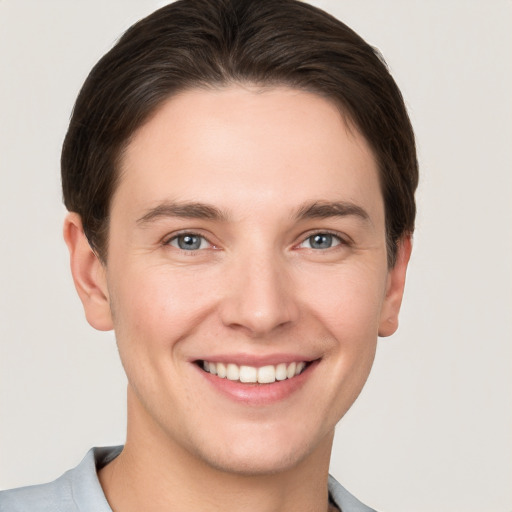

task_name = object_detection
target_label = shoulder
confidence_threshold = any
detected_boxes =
[0,477,74,512]
[328,474,378,512]
[0,447,122,512]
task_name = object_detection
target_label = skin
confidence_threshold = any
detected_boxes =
[64,86,411,512]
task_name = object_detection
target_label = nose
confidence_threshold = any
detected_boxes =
[218,250,299,337]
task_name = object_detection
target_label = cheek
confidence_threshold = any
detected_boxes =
[298,262,385,408]
[309,270,384,413]
[298,262,388,338]
[107,268,211,409]
[109,265,219,352]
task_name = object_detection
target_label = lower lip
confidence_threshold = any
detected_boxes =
[196,361,318,405]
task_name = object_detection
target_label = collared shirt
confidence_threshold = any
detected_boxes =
[0,446,377,512]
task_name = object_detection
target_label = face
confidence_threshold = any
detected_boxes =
[67,86,410,476]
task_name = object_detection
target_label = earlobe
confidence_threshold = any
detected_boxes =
[378,235,412,337]
[63,213,113,331]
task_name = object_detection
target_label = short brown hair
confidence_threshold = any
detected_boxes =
[62,0,418,266]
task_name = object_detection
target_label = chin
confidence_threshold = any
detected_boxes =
[189,423,333,477]
[199,445,308,476]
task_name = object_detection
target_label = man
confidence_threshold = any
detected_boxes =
[0,1,417,511]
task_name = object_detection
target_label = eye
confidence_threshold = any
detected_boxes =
[168,233,210,251]
[299,233,342,250]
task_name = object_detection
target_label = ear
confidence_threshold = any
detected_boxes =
[63,213,113,331]
[378,235,412,337]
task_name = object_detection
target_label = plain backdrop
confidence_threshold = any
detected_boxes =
[0,1,511,511]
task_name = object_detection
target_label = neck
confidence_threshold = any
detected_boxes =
[99,390,335,512]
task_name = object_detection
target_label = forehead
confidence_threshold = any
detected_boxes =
[114,85,383,224]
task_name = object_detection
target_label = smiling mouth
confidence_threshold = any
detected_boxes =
[198,360,309,384]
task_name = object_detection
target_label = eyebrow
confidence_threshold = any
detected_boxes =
[294,200,371,223]
[136,201,228,225]
[136,199,371,226]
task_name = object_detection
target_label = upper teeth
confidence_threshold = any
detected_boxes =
[202,361,306,384]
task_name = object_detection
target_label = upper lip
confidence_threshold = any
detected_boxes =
[192,353,317,367]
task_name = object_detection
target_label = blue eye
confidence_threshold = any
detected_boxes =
[300,233,341,250]
[169,234,209,250]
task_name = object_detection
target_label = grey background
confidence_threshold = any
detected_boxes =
[1,1,511,511]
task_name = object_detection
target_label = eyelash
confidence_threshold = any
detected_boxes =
[163,230,350,253]
[164,231,215,252]
[297,230,349,251]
